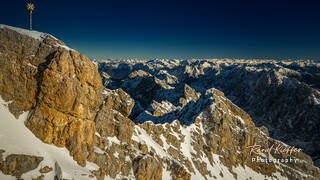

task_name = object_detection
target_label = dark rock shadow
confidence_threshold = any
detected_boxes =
[134,94,212,126]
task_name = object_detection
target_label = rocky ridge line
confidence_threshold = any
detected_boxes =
[98,57,320,167]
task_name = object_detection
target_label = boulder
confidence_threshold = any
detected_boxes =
[0,154,43,178]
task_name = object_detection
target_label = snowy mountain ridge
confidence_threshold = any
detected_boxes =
[97,57,320,167]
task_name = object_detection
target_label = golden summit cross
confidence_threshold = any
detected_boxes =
[27,3,35,30]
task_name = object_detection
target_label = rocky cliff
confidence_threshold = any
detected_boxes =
[0,24,103,168]
[0,25,320,180]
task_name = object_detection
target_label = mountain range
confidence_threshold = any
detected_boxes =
[0,24,319,180]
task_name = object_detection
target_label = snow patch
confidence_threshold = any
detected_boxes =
[0,24,73,51]
[94,146,105,154]
[113,152,119,159]
[0,96,96,180]
[27,63,37,69]
[0,24,48,41]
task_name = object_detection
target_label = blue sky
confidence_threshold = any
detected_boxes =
[1,0,320,60]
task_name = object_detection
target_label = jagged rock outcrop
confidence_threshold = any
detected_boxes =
[0,153,43,178]
[0,25,64,117]
[0,25,103,166]
[95,89,135,143]
[26,49,103,166]
[91,86,320,180]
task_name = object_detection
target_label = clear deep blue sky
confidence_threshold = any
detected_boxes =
[1,0,320,60]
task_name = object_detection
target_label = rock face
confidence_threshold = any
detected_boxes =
[0,153,43,178]
[95,89,135,143]
[0,25,63,117]
[0,25,103,166]
[26,50,103,166]
[1,25,320,180]
[133,156,163,180]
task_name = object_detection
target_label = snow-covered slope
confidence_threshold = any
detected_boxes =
[92,88,319,180]
[0,93,98,179]
[0,25,51,41]
[0,24,73,51]
[131,122,283,180]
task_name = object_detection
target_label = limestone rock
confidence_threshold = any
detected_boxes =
[170,161,191,180]
[39,166,53,174]
[133,156,162,180]
[95,89,135,143]
[0,26,103,166]
[0,26,59,117]
[103,89,135,117]
[24,50,103,166]
[0,154,43,178]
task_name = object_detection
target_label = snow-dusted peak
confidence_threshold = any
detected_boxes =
[0,24,55,41]
[0,24,73,51]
